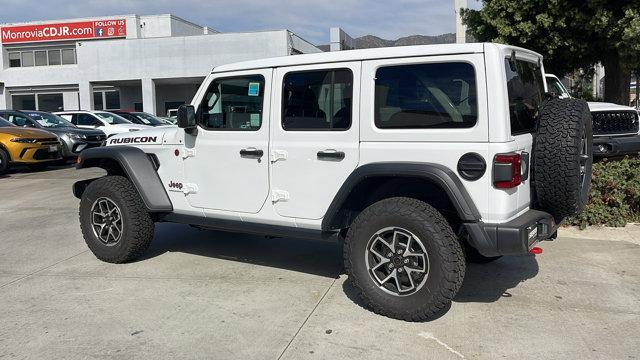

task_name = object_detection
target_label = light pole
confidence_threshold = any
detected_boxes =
[455,0,468,44]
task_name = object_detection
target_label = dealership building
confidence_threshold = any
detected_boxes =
[0,14,319,116]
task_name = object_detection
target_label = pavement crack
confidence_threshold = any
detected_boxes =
[276,276,337,360]
[418,332,465,359]
[0,250,89,290]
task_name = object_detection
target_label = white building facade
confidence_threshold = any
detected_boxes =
[0,14,319,116]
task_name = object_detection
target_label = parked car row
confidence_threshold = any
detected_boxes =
[0,109,173,175]
[545,74,640,157]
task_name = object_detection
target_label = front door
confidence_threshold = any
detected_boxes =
[270,62,361,219]
[182,69,272,213]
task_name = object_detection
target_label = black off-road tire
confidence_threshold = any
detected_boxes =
[0,148,9,175]
[533,98,593,222]
[79,175,154,263]
[344,197,465,321]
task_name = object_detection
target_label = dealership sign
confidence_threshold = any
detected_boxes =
[1,19,127,44]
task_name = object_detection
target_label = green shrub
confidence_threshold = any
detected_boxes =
[565,156,640,228]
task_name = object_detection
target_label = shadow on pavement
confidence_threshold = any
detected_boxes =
[144,223,539,319]
[455,255,539,302]
[144,223,343,279]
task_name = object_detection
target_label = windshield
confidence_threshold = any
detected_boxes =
[132,112,164,125]
[95,112,132,125]
[0,117,15,127]
[25,111,75,128]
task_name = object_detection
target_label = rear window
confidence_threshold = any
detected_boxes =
[505,59,545,135]
[374,62,477,129]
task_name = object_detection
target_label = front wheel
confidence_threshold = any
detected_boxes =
[79,175,155,263]
[344,197,465,321]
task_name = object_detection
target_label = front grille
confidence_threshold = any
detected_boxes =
[592,111,639,135]
[33,149,60,160]
[86,135,106,142]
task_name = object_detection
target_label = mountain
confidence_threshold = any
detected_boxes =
[317,33,457,51]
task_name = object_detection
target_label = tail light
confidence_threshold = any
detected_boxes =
[493,153,522,189]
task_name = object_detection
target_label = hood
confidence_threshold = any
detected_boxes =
[588,102,637,112]
[40,127,105,136]
[0,127,58,138]
[111,123,152,130]
[106,127,167,146]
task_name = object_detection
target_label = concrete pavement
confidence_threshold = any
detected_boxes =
[0,165,639,359]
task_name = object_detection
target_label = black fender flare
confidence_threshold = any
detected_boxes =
[321,162,481,231]
[73,146,173,212]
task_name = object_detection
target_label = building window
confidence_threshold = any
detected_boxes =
[7,48,76,67]
[37,93,64,112]
[93,92,104,110]
[8,52,21,67]
[48,50,61,65]
[12,94,36,110]
[34,51,47,66]
[105,91,120,110]
[282,69,353,131]
[61,49,75,65]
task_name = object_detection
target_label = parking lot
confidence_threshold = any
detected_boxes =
[0,165,639,360]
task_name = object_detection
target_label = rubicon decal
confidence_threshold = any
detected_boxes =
[1,19,126,44]
[109,136,158,145]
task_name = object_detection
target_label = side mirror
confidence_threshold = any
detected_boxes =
[177,104,197,132]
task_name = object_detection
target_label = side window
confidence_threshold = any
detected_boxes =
[77,114,98,126]
[59,114,74,123]
[505,59,545,135]
[199,75,265,131]
[374,62,477,129]
[282,69,353,131]
[8,114,30,126]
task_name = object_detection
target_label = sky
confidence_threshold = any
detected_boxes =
[0,0,482,45]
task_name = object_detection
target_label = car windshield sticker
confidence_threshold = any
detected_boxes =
[250,113,260,127]
[248,82,260,96]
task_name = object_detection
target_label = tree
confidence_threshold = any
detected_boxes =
[462,0,640,104]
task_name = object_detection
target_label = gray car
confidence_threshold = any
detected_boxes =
[0,110,106,159]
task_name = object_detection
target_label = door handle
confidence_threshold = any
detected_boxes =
[240,148,264,158]
[317,149,345,161]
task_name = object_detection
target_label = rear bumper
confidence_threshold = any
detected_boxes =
[464,210,558,257]
[593,134,640,157]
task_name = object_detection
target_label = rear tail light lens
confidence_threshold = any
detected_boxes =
[493,153,522,189]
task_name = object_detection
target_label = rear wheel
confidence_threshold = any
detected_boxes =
[0,148,9,175]
[344,197,465,321]
[79,175,154,263]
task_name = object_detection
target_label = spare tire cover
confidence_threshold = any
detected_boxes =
[533,97,593,222]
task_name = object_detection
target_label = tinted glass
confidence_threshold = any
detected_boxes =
[546,76,569,97]
[93,92,104,110]
[6,113,34,127]
[21,52,34,67]
[505,59,545,134]
[8,53,20,67]
[132,112,164,125]
[61,49,75,65]
[282,69,353,131]
[35,51,47,66]
[37,93,63,112]
[105,91,120,109]
[48,50,61,65]
[200,75,265,130]
[375,63,477,129]
[77,113,99,126]
[0,117,14,127]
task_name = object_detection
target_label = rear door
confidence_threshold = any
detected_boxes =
[270,62,361,220]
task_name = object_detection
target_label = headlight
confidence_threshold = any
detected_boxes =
[10,138,38,143]
[68,133,87,140]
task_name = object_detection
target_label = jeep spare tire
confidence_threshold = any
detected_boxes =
[533,97,593,222]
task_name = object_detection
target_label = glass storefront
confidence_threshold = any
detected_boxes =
[11,93,64,111]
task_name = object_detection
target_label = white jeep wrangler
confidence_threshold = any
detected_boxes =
[73,43,593,321]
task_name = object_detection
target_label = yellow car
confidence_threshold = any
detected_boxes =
[0,116,63,174]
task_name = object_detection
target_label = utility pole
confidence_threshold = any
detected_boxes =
[455,0,468,44]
